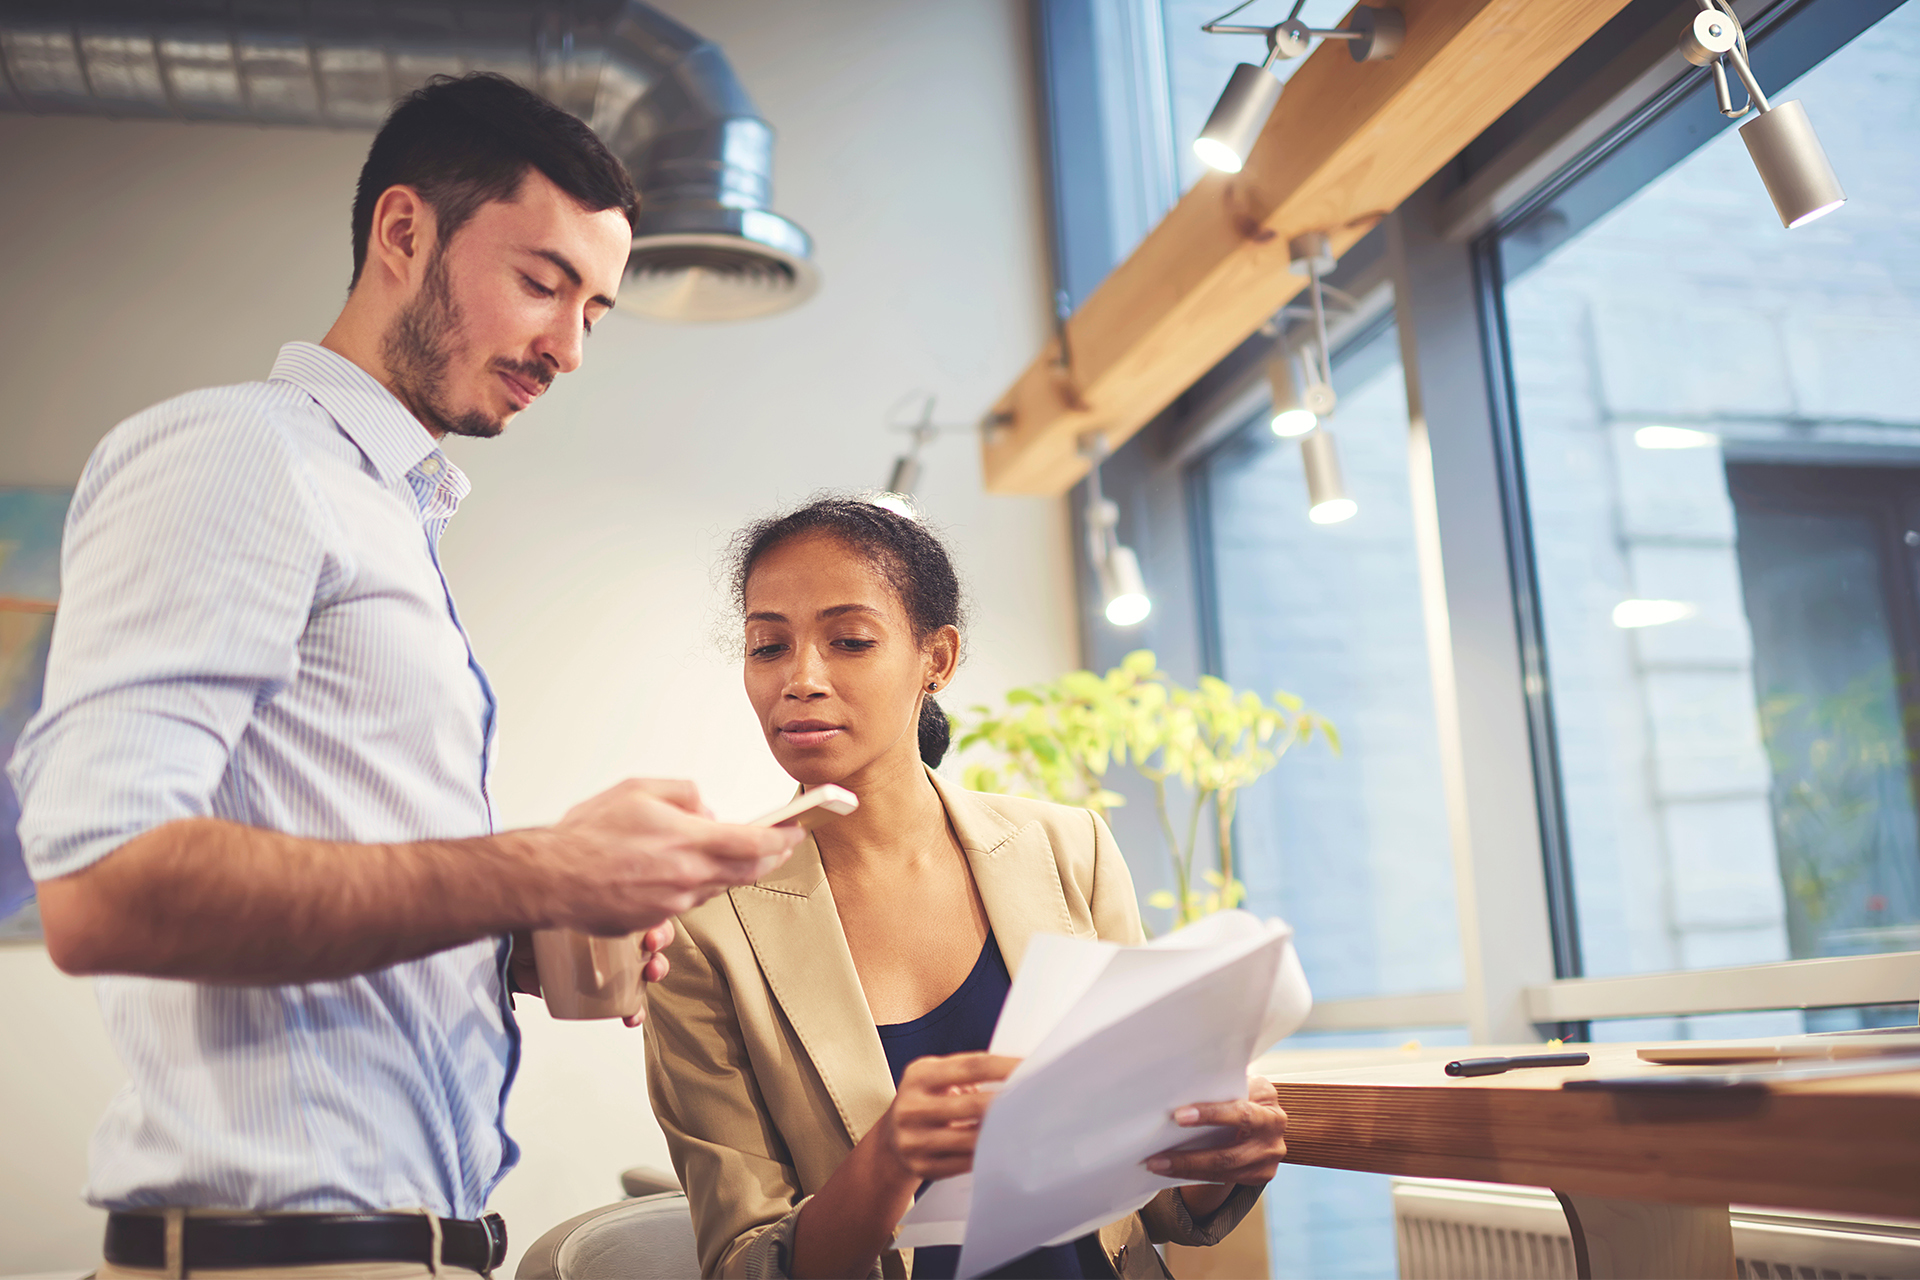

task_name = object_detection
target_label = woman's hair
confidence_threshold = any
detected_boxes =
[729,496,966,767]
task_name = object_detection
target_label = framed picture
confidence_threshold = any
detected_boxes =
[1,488,70,943]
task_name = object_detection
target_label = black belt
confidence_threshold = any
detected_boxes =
[105,1210,508,1274]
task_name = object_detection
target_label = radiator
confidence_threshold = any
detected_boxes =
[1392,1178,1920,1280]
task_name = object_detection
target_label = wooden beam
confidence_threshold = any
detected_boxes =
[982,0,1636,495]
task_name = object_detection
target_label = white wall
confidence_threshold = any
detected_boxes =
[0,2,1071,1272]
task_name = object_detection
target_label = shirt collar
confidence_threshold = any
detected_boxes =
[269,341,446,483]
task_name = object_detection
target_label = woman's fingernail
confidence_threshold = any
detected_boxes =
[1147,1157,1171,1173]
[1175,1107,1201,1124]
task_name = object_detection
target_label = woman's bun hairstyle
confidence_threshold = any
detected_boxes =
[918,696,953,768]
[730,495,966,768]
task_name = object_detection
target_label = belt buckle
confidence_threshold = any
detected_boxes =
[481,1213,509,1272]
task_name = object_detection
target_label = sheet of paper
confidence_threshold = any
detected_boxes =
[894,911,1312,1275]
[891,1174,971,1251]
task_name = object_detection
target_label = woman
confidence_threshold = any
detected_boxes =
[644,498,1288,1279]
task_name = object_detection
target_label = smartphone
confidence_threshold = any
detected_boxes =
[749,784,859,832]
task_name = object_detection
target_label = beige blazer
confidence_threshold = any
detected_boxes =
[643,769,1259,1279]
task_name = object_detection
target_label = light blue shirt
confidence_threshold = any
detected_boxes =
[9,342,517,1217]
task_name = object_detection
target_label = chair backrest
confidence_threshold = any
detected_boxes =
[515,1192,701,1280]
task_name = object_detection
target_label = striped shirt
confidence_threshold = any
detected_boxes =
[9,341,517,1218]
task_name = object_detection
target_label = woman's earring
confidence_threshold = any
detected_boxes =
[928,682,939,691]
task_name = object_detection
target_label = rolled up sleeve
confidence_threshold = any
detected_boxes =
[9,398,327,880]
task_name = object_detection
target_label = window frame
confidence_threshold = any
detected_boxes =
[1055,0,1920,1041]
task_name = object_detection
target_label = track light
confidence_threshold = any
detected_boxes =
[1269,231,1341,437]
[885,454,921,496]
[1079,436,1152,627]
[1097,538,1153,627]
[877,393,948,513]
[1268,342,1334,437]
[1302,429,1356,524]
[1679,0,1844,228]
[1195,64,1284,174]
[1194,1,1403,173]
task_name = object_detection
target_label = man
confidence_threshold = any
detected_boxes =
[9,73,799,1278]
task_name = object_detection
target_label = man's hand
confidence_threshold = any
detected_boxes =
[545,779,800,937]
[36,779,790,986]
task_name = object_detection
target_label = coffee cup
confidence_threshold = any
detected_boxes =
[531,928,647,1021]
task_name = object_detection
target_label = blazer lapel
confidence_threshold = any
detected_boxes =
[928,768,1092,977]
[727,772,1095,1148]
[728,834,898,1148]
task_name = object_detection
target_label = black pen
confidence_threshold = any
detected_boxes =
[1445,1052,1590,1077]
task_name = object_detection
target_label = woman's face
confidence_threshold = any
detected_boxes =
[742,533,957,788]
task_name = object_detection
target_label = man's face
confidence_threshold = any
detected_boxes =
[381,168,632,439]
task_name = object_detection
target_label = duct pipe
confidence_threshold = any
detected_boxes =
[0,0,817,321]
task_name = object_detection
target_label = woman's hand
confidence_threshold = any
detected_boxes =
[876,1051,1019,1184]
[1148,1075,1288,1217]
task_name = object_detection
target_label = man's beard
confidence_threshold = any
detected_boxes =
[382,248,511,440]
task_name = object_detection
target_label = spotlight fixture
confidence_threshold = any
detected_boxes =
[1268,340,1334,437]
[1194,0,1404,173]
[1079,436,1152,627]
[1301,429,1357,524]
[1679,0,1844,228]
[877,393,960,513]
[1274,231,1342,433]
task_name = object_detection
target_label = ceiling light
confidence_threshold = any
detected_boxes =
[1743,101,1847,228]
[1195,63,1284,174]
[1635,425,1720,450]
[1079,436,1152,628]
[1301,429,1356,524]
[878,393,947,504]
[1269,341,1335,437]
[1612,599,1698,629]
[1679,1,1845,229]
[1194,2,1403,174]
[1100,545,1153,627]
[885,456,921,495]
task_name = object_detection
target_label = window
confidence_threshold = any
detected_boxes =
[1492,1,1920,1020]
[1042,0,1920,1273]
[1193,319,1464,1002]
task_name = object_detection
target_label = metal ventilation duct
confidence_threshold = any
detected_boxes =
[0,1,818,322]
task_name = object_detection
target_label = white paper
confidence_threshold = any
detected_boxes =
[894,911,1312,1276]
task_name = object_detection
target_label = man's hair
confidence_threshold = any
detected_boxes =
[350,72,638,287]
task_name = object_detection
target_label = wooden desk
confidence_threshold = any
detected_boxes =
[1254,1042,1920,1279]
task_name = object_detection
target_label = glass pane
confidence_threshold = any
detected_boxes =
[1196,323,1464,1001]
[1498,3,1920,983]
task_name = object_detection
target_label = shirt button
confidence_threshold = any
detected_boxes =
[419,457,442,476]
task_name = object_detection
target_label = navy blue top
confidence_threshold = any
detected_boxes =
[876,934,1110,1280]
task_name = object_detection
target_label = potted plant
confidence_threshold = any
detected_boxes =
[955,650,1336,930]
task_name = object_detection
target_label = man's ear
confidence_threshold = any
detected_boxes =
[365,184,437,289]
